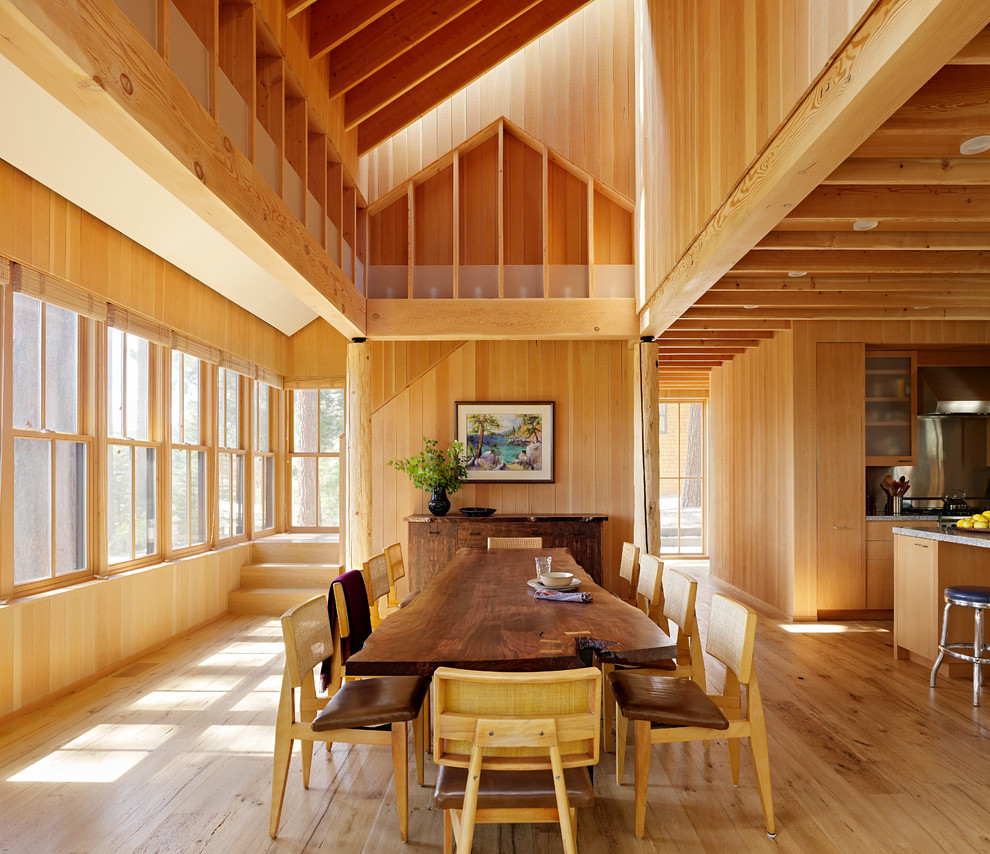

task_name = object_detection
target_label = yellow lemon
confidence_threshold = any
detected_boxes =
[959,519,975,528]
[975,521,989,529]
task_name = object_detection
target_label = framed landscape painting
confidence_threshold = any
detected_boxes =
[455,401,554,483]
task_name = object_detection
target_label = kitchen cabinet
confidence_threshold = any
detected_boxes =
[406,515,606,588]
[866,520,932,610]
[865,351,916,465]
[893,530,990,674]
[817,343,866,613]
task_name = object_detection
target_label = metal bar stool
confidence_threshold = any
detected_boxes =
[930,586,990,706]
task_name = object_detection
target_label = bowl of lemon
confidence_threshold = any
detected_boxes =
[956,512,990,531]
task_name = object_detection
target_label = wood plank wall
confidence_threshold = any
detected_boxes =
[711,320,990,620]
[371,339,636,592]
[709,332,795,616]
[0,160,287,373]
[362,0,635,202]
[0,544,248,722]
[638,0,873,309]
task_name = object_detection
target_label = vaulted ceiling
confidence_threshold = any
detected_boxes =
[656,24,990,390]
[289,0,594,154]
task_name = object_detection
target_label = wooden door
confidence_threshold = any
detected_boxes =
[816,343,866,612]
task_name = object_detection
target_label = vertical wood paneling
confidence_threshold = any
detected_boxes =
[364,0,635,202]
[638,0,873,308]
[371,339,635,594]
[0,545,248,720]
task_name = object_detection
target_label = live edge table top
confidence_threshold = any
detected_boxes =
[345,547,675,677]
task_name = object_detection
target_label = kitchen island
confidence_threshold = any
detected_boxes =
[893,525,990,676]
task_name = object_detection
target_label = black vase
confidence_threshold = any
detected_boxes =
[428,488,451,517]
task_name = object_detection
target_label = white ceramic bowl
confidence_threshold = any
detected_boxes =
[540,571,575,588]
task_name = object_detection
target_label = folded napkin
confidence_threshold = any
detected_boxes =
[534,588,593,603]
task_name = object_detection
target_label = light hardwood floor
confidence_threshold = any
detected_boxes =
[1,565,988,853]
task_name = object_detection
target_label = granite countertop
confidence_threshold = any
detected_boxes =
[866,515,940,521]
[892,525,990,549]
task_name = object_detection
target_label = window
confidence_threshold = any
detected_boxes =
[11,293,89,586]
[171,352,207,550]
[253,381,276,534]
[107,327,158,564]
[217,367,245,540]
[289,388,343,528]
[658,400,706,556]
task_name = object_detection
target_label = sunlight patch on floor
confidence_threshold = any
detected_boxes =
[779,623,890,634]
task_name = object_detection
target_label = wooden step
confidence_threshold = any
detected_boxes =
[250,539,339,565]
[239,563,340,589]
[228,587,329,616]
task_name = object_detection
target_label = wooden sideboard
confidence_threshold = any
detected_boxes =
[406,514,607,588]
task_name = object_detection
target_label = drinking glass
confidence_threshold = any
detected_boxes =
[535,555,552,579]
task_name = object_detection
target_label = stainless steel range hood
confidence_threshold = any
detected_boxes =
[919,367,990,416]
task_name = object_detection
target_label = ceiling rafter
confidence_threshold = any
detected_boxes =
[344,0,543,130]
[729,250,990,274]
[357,0,590,154]
[755,231,990,250]
[327,0,484,98]
[309,0,406,59]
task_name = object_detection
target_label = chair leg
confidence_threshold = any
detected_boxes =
[391,722,409,842]
[443,810,453,854]
[414,701,426,787]
[615,703,629,784]
[930,600,953,687]
[602,662,615,751]
[269,734,294,838]
[550,747,577,854]
[633,719,651,838]
[975,608,985,706]
[749,728,776,835]
[728,737,741,786]
[456,750,483,854]
[301,739,314,788]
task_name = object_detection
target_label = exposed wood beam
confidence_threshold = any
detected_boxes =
[823,157,990,184]
[287,0,320,18]
[656,360,728,367]
[949,24,990,63]
[879,65,990,131]
[713,274,990,291]
[682,306,990,320]
[657,330,776,339]
[756,230,990,250]
[657,340,762,349]
[786,186,990,223]
[365,298,637,340]
[0,0,365,337]
[657,349,747,357]
[666,319,791,331]
[730,249,990,274]
[640,0,990,336]
[851,133,990,158]
[327,0,483,98]
[310,0,406,60]
[357,0,590,154]
[344,0,541,130]
[695,290,990,308]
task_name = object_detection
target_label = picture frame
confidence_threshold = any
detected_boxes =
[455,401,554,483]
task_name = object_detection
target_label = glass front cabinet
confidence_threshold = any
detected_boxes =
[864,351,916,465]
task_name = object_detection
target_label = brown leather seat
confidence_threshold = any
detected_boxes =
[312,675,430,730]
[608,671,729,729]
[434,765,595,811]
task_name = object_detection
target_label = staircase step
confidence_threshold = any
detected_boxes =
[240,564,340,588]
[228,587,328,616]
[251,539,339,565]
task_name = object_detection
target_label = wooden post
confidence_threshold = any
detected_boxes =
[346,341,372,572]
[633,340,661,556]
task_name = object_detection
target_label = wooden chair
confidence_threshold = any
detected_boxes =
[383,541,413,608]
[269,595,430,840]
[610,594,775,839]
[601,552,672,751]
[610,565,706,760]
[616,541,640,604]
[432,666,601,854]
[362,552,392,627]
[486,536,543,549]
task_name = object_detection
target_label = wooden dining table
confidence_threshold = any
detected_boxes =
[345,547,675,677]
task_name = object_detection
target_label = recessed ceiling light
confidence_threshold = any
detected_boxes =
[960,135,990,155]
[787,271,807,278]
[913,306,930,310]
[743,305,759,310]
[853,220,879,231]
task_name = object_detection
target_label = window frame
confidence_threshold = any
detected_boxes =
[168,350,210,557]
[216,366,248,544]
[287,387,343,533]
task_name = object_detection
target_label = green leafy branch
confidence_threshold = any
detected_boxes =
[388,438,470,494]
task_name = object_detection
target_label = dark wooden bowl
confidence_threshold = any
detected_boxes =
[459,507,496,517]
